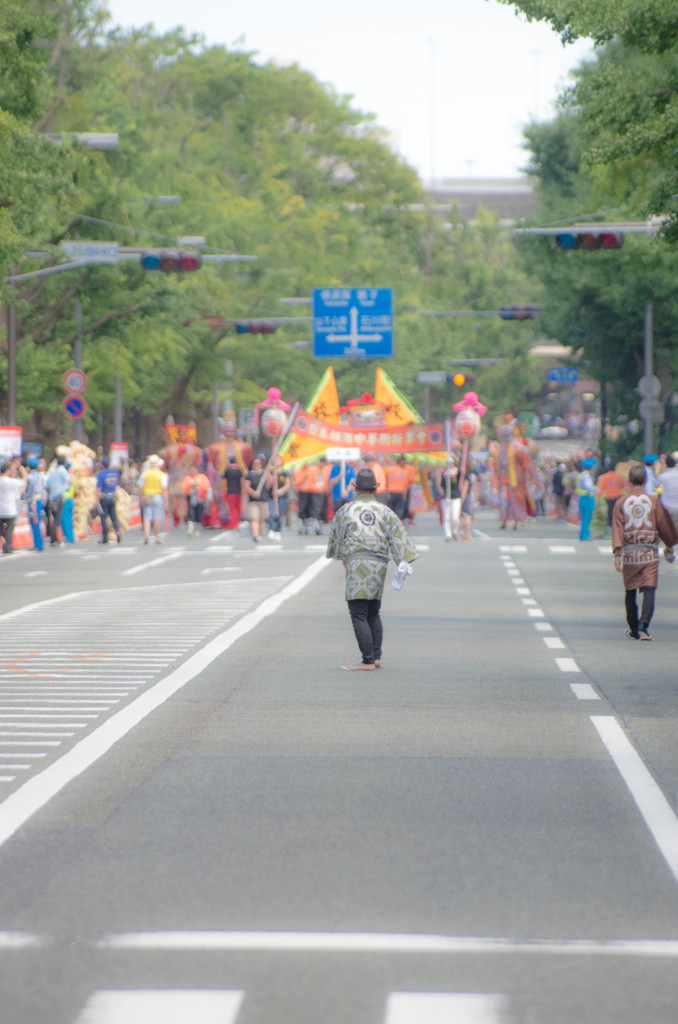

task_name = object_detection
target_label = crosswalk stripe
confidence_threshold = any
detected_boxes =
[385,992,505,1023]
[74,990,245,1024]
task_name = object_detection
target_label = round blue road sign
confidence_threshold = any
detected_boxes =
[63,394,87,419]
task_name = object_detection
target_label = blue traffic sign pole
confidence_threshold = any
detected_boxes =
[312,288,393,358]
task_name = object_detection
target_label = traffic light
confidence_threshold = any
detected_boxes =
[555,231,624,250]
[234,321,278,334]
[139,249,202,271]
[499,305,540,320]
[449,371,474,386]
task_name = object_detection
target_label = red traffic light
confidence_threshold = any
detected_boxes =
[499,305,540,320]
[234,321,278,334]
[555,231,624,250]
[139,249,202,271]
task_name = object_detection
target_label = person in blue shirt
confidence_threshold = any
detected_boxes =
[96,457,122,543]
[328,461,357,516]
[24,457,46,551]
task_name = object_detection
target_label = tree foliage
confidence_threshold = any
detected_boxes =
[1,1,542,451]
[501,0,678,233]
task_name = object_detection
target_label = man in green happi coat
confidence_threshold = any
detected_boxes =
[326,467,418,670]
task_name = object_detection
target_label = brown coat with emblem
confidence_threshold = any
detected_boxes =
[611,487,678,589]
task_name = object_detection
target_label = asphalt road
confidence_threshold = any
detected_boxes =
[1,507,677,1024]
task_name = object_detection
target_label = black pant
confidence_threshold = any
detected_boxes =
[187,501,205,525]
[100,494,120,541]
[348,598,383,665]
[625,586,656,633]
[388,492,408,521]
[46,496,64,544]
[0,516,16,553]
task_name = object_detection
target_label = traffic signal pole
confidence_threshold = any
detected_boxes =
[645,303,654,455]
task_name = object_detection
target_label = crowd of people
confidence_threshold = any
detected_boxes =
[5,441,678,557]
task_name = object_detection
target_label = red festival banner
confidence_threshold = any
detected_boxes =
[289,409,445,454]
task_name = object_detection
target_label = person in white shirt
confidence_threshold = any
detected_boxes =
[656,452,678,529]
[0,457,27,554]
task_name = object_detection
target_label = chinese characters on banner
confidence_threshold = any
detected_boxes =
[289,409,444,454]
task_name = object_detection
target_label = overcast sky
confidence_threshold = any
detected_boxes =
[104,0,593,182]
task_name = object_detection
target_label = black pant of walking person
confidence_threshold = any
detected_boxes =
[348,599,383,670]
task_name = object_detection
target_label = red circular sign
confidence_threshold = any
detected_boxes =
[63,394,87,419]
[62,367,87,393]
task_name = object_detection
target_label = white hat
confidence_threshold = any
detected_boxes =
[147,454,163,467]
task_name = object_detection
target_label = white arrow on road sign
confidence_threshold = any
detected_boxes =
[326,305,383,346]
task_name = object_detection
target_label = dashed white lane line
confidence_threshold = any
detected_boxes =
[591,715,678,887]
[543,637,565,649]
[527,608,544,618]
[570,683,600,701]
[549,545,576,553]
[554,658,580,673]
[121,550,184,576]
[74,990,245,1024]
[386,992,505,1023]
[534,622,553,631]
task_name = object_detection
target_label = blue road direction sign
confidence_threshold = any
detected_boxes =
[548,367,579,384]
[313,287,393,358]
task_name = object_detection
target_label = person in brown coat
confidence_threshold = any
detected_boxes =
[611,462,678,640]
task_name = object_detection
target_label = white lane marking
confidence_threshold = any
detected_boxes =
[570,683,600,701]
[555,658,580,673]
[591,715,678,887]
[386,992,505,1023]
[121,550,184,576]
[506,569,520,576]
[99,931,678,957]
[527,608,544,618]
[499,545,527,552]
[521,598,537,606]
[200,567,238,574]
[511,578,525,584]
[534,622,553,631]
[549,545,576,553]
[0,932,43,949]
[598,545,611,554]
[24,571,48,578]
[543,637,565,649]
[515,587,530,595]
[0,557,329,849]
[74,990,244,1024]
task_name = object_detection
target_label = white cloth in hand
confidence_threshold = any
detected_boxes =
[392,560,414,590]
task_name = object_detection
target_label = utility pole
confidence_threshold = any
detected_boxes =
[6,266,17,424]
[114,375,122,442]
[74,298,83,443]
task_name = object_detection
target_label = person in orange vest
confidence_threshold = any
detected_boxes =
[181,467,212,536]
[385,455,411,521]
[597,459,625,534]
[294,463,314,535]
[305,459,330,534]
